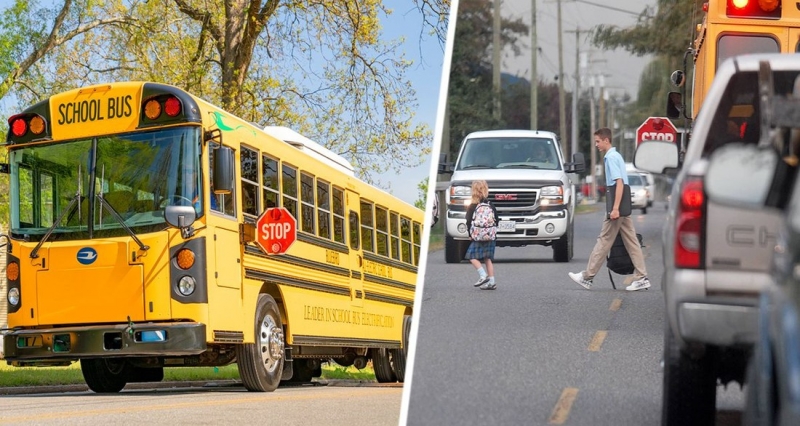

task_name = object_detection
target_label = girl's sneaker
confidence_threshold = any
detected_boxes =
[473,276,490,287]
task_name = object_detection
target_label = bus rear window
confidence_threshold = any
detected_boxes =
[717,35,779,70]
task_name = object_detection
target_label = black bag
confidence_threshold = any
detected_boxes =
[605,183,632,217]
[607,232,643,289]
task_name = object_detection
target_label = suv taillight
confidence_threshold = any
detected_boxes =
[675,177,704,268]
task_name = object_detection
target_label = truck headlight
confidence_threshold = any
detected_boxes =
[540,186,564,205]
[449,185,471,206]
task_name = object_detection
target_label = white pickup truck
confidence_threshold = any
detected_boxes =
[635,54,800,425]
[440,129,585,263]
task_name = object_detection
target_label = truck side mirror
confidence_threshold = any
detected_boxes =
[437,152,452,173]
[565,152,585,173]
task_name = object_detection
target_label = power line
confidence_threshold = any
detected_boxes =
[571,0,643,17]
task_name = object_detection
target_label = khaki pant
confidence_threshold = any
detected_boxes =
[584,216,647,280]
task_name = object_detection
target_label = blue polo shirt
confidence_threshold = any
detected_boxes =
[604,147,628,186]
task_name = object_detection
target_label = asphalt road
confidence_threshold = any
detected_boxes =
[405,202,745,426]
[0,381,402,425]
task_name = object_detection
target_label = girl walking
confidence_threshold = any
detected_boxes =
[464,180,498,290]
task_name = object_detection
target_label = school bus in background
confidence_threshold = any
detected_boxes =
[673,0,800,124]
[0,81,423,392]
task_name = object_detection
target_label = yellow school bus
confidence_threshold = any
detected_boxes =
[688,0,800,117]
[0,81,422,392]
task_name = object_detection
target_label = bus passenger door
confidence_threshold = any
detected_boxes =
[346,189,365,308]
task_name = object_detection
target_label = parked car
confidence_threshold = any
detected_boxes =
[628,173,649,214]
[627,163,655,207]
[634,54,800,425]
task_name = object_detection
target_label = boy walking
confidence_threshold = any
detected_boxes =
[465,180,498,290]
[568,128,650,291]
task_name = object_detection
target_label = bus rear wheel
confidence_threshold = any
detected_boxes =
[237,294,285,392]
[372,348,397,383]
[81,358,129,393]
[389,315,412,382]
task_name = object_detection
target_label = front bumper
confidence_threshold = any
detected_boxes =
[446,207,569,243]
[3,322,207,362]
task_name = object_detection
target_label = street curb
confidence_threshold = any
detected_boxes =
[0,379,394,396]
[0,380,240,396]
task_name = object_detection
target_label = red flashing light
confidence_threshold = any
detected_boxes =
[10,117,27,137]
[727,0,781,18]
[703,2,709,12]
[164,96,181,117]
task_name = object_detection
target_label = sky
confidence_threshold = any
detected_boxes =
[503,0,659,101]
[373,1,447,206]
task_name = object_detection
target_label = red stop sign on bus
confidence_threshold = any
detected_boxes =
[636,117,677,145]
[256,207,297,255]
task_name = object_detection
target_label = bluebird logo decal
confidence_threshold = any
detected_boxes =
[77,247,98,265]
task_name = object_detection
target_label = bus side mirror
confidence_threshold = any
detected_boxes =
[667,92,682,119]
[213,146,234,195]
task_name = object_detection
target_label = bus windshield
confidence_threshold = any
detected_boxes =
[9,126,203,242]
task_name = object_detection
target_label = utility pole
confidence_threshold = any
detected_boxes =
[493,0,502,121]
[565,27,589,159]
[557,0,567,154]
[589,79,596,201]
[531,0,537,129]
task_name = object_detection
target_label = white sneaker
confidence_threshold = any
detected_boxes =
[568,272,592,290]
[626,277,651,291]
[473,275,490,287]
[480,281,496,290]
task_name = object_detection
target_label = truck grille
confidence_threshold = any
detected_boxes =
[488,191,538,209]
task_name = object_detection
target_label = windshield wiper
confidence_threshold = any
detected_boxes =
[96,164,149,252]
[461,164,492,169]
[498,164,541,169]
[96,194,149,252]
[30,192,81,259]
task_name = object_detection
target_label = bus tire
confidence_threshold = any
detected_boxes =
[372,348,396,383]
[80,358,130,393]
[237,294,285,392]
[390,315,412,382]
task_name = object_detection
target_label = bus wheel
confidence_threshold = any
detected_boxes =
[80,358,130,393]
[237,294,285,392]
[390,315,412,382]
[372,348,397,383]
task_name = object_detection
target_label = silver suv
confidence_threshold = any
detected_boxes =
[635,54,800,425]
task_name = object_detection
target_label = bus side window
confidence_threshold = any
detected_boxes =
[390,212,400,260]
[332,187,345,244]
[413,221,421,266]
[349,211,360,250]
[360,200,374,253]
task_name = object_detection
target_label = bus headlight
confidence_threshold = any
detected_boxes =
[178,276,196,296]
[7,288,20,306]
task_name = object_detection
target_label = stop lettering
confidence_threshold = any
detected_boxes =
[636,117,677,145]
[255,207,297,255]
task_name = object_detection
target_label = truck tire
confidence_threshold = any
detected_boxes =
[662,328,717,426]
[445,235,468,263]
[553,221,573,262]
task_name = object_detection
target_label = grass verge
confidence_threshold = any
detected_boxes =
[0,361,375,387]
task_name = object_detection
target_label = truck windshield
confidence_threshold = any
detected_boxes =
[9,126,203,242]
[456,137,561,171]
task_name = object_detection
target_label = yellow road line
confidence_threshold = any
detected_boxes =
[609,298,622,312]
[548,387,579,424]
[588,330,608,352]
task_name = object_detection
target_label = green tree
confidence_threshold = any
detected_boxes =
[3,0,449,185]
[446,0,527,159]
[415,177,430,210]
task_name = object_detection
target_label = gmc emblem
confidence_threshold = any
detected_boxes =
[495,194,518,201]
